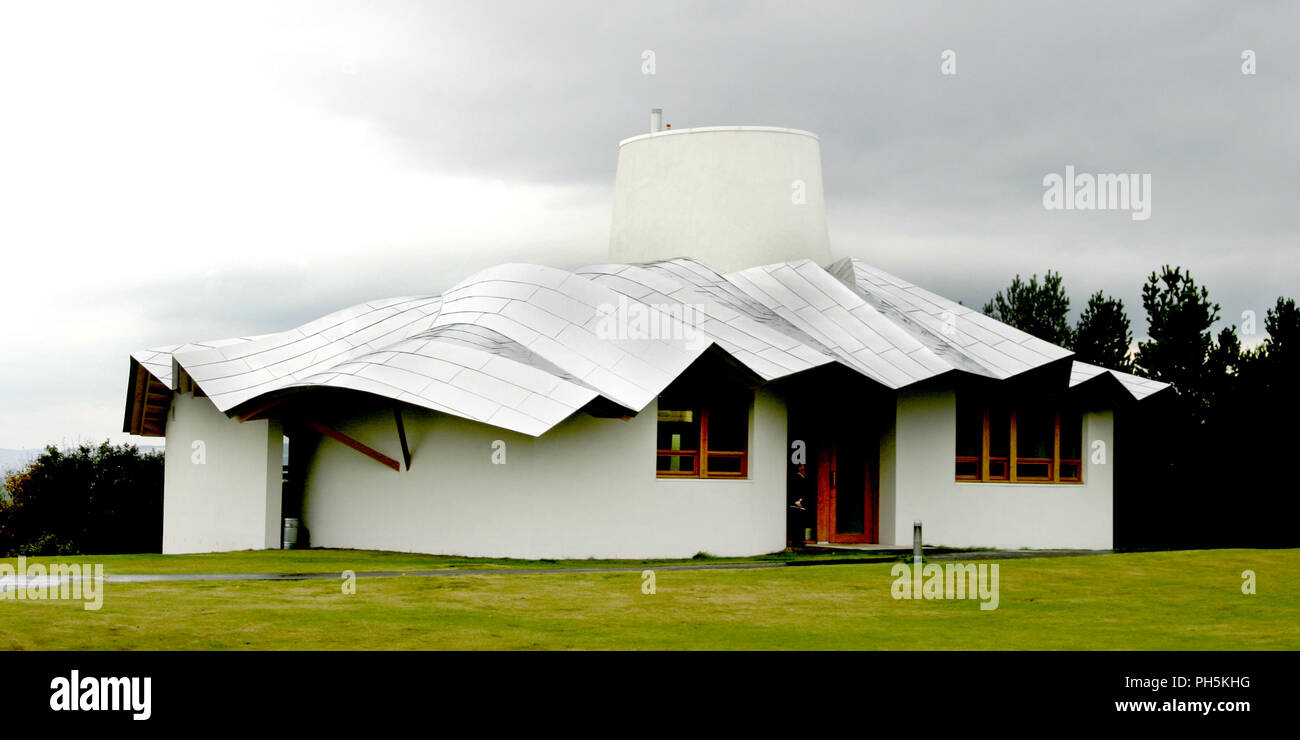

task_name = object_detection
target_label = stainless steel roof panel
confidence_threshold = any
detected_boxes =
[1069,361,1169,400]
[354,363,436,396]
[128,256,1167,437]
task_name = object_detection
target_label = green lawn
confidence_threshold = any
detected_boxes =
[1,549,1295,650]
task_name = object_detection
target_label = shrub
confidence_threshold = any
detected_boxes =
[0,442,163,556]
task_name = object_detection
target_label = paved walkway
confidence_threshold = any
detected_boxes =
[922,549,1104,561]
[84,549,1108,584]
[101,562,789,583]
[0,574,82,592]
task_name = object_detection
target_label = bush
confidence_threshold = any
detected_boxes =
[0,442,164,556]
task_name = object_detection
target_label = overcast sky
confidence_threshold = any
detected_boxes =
[1,1,1295,449]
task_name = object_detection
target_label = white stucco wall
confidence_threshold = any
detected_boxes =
[879,387,1114,550]
[300,390,788,559]
[162,392,283,554]
[609,127,832,272]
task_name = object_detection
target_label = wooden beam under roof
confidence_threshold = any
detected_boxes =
[130,364,149,435]
[140,374,173,437]
[237,398,284,422]
[307,420,400,472]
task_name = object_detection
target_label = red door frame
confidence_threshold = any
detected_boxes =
[816,441,878,543]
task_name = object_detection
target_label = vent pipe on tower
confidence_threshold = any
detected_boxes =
[650,108,663,133]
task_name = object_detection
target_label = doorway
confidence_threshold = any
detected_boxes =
[785,372,886,547]
[816,439,877,543]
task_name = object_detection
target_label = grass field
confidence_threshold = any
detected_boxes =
[1,548,1296,650]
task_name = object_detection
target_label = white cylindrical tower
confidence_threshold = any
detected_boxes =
[609,121,831,273]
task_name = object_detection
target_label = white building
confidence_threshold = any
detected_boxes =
[123,115,1167,558]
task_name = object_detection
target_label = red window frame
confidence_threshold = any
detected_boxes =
[656,403,749,479]
[956,404,1082,484]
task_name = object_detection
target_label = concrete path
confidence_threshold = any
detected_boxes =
[922,549,1105,561]
[0,574,85,592]
[102,562,791,583]
[90,549,1109,584]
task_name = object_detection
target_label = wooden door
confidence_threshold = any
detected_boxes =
[817,439,878,543]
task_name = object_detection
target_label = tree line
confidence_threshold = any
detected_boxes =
[982,266,1298,548]
[0,443,162,556]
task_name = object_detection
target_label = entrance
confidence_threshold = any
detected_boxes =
[785,373,886,547]
[816,439,877,543]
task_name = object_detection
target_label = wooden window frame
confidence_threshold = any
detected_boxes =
[656,404,750,480]
[955,403,1083,484]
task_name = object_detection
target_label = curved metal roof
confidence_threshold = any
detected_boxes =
[125,257,1168,436]
[1068,360,1169,400]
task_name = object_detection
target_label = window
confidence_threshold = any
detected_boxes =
[1016,406,1054,481]
[1058,409,1083,481]
[955,398,1082,483]
[954,402,982,480]
[656,389,750,478]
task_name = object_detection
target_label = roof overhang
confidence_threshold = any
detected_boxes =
[120,258,1170,439]
[122,358,173,437]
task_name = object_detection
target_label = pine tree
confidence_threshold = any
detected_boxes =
[1131,266,1221,421]
[1072,291,1132,371]
[981,270,1073,347]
